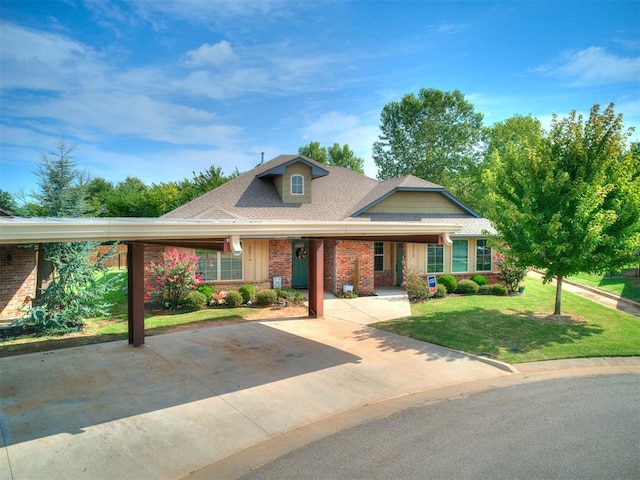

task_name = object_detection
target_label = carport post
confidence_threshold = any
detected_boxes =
[308,238,324,318]
[127,242,145,347]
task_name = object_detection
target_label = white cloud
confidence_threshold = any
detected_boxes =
[299,111,380,178]
[534,47,640,85]
[0,22,106,91]
[183,41,237,67]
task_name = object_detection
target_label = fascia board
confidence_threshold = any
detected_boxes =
[0,218,463,244]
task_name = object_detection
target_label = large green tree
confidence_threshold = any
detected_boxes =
[298,141,365,173]
[484,103,640,315]
[372,88,486,187]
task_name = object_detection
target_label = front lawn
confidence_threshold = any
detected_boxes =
[373,273,640,364]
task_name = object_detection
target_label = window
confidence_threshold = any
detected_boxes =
[197,250,243,281]
[291,174,304,195]
[476,239,492,272]
[426,244,444,273]
[452,240,468,273]
[374,242,384,271]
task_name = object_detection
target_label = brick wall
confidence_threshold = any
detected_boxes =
[324,240,337,293]
[0,246,37,322]
[269,240,292,288]
[335,240,375,295]
[143,244,165,298]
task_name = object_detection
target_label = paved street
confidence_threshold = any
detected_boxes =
[239,375,640,480]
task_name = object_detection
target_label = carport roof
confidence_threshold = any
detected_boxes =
[0,217,463,245]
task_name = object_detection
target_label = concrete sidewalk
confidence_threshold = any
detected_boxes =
[0,297,511,480]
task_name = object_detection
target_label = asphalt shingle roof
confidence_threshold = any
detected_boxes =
[163,155,492,235]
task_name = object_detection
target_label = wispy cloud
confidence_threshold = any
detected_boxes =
[533,46,640,86]
[183,41,238,67]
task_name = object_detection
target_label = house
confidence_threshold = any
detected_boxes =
[158,154,498,296]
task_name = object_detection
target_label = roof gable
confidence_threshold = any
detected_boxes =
[256,155,329,179]
[351,175,480,218]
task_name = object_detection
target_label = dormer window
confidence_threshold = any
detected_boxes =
[291,174,304,195]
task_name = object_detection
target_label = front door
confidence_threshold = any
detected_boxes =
[292,240,309,288]
[395,243,404,286]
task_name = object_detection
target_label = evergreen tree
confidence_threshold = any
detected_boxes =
[20,139,117,334]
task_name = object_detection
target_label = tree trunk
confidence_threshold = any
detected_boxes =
[554,275,563,315]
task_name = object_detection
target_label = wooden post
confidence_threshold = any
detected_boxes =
[308,238,324,318]
[127,242,145,347]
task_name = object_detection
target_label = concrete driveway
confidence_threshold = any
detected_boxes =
[0,292,513,480]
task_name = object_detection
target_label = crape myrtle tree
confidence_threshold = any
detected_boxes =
[372,88,487,209]
[298,141,365,174]
[484,103,640,315]
[21,139,118,334]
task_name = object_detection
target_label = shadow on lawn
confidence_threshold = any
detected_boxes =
[369,308,605,359]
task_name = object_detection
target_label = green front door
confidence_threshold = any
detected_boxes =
[396,243,404,286]
[292,240,309,288]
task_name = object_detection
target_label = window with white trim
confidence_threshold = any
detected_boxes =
[291,174,304,195]
[426,244,444,273]
[476,239,492,272]
[197,250,243,281]
[452,240,468,273]
[374,242,384,271]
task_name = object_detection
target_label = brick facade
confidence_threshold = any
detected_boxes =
[269,239,293,289]
[0,246,37,322]
[333,240,375,295]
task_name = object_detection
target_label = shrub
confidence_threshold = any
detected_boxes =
[433,284,447,298]
[437,274,457,294]
[456,279,479,294]
[403,268,429,302]
[238,284,256,303]
[225,290,243,307]
[470,274,488,286]
[182,291,207,310]
[478,285,493,295]
[495,250,527,294]
[490,283,508,296]
[197,284,214,303]
[276,288,305,305]
[256,289,278,306]
[146,248,202,309]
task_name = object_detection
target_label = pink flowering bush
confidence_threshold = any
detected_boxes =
[146,249,202,309]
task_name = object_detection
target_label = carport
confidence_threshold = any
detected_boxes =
[0,217,461,346]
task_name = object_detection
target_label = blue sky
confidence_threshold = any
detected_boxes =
[1,0,639,197]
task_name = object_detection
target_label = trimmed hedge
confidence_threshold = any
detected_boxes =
[256,289,278,306]
[238,284,256,303]
[225,290,243,307]
[434,283,448,298]
[437,274,457,294]
[470,274,488,286]
[182,291,208,310]
[456,279,479,294]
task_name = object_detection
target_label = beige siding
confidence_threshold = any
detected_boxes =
[405,243,427,275]
[242,239,269,281]
[364,191,465,215]
[282,163,312,203]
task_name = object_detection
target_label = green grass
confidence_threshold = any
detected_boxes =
[373,273,640,364]
[567,269,640,303]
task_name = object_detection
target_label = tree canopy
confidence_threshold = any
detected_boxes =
[298,141,365,174]
[372,88,486,186]
[484,103,640,315]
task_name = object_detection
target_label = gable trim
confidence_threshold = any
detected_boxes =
[256,156,329,179]
[352,187,480,218]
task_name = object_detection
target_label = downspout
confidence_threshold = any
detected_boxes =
[442,232,453,246]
